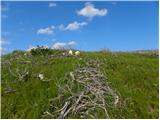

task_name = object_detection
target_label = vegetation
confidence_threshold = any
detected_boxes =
[1,48,159,118]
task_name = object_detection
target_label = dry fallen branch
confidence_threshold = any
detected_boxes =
[58,101,70,119]
[44,59,120,119]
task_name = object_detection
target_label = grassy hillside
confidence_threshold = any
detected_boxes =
[1,49,159,119]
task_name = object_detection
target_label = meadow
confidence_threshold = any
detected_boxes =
[1,48,159,119]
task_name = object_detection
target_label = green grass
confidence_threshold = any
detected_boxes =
[1,50,159,118]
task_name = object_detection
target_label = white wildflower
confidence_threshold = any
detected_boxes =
[75,51,80,56]
[38,74,44,80]
[68,50,73,55]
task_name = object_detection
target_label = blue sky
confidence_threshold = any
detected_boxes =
[1,1,159,53]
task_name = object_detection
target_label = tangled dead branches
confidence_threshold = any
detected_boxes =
[42,59,119,119]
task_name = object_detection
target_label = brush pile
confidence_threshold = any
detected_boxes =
[42,59,119,119]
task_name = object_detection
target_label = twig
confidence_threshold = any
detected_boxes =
[58,101,70,119]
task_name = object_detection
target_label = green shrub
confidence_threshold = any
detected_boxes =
[30,46,53,56]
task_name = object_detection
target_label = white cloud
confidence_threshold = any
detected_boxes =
[52,42,66,50]
[49,3,57,7]
[77,2,107,19]
[68,41,76,46]
[65,21,87,30]
[52,41,76,50]
[0,39,11,45]
[58,21,87,31]
[38,21,87,34]
[37,26,55,35]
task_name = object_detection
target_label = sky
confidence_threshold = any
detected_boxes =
[1,1,159,54]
